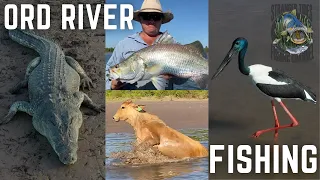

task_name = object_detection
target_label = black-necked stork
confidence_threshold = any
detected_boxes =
[211,37,317,139]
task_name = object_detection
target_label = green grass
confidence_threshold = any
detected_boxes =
[106,90,208,101]
[105,47,114,53]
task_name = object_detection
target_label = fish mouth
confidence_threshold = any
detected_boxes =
[108,77,120,81]
[107,74,118,81]
[108,66,140,82]
[108,68,121,81]
[290,30,307,44]
[211,47,236,80]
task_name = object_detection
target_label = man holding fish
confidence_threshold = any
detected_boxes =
[106,0,208,90]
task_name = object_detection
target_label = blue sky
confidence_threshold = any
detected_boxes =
[105,0,208,48]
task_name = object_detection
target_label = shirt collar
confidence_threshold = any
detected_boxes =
[128,31,165,46]
[128,32,147,45]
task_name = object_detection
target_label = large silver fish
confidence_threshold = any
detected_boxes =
[273,9,313,45]
[107,32,209,90]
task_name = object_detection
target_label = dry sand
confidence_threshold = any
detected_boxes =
[0,1,105,179]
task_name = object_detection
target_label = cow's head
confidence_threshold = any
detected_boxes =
[113,99,146,122]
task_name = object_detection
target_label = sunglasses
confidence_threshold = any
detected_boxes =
[139,13,163,21]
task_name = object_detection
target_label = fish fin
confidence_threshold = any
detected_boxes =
[309,38,313,44]
[126,61,146,84]
[286,36,291,42]
[184,41,207,59]
[281,30,288,36]
[155,31,175,44]
[291,9,297,16]
[273,38,281,44]
[307,27,313,33]
[146,65,162,76]
[138,80,153,88]
[151,76,169,90]
[191,74,209,89]
[126,79,139,84]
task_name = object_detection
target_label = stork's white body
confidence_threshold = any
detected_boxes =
[247,64,316,103]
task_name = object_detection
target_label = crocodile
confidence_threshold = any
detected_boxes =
[0,29,104,165]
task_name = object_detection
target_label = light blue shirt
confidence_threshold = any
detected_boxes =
[106,32,201,90]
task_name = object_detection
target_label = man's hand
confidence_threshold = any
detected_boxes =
[161,74,173,80]
[111,80,125,90]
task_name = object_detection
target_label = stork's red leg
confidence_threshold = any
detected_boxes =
[252,101,299,138]
[271,100,280,139]
[278,101,299,126]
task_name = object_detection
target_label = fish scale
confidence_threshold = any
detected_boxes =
[144,45,207,75]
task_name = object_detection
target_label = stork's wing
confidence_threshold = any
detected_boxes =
[269,69,316,99]
[268,70,296,84]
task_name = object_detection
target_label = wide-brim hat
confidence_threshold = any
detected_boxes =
[133,0,174,24]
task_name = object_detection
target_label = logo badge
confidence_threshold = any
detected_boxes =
[271,5,314,62]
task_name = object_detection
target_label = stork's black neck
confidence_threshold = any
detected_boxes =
[238,48,250,76]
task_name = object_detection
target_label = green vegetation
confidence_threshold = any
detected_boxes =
[106,47,114,53]
[106,90,208,101]
[204,46,209,53]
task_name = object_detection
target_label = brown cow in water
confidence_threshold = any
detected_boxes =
[112,99,208,159]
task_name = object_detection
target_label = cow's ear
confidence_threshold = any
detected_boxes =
[124,99,132,104]
[136,105,146,112]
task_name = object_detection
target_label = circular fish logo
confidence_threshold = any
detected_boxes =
[272,9,313,55]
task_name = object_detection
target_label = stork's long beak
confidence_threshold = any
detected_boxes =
[211,47,237,80]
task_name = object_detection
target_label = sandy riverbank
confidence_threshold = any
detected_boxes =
[106,100,208,134]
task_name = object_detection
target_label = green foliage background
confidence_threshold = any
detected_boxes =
[106,90,208,100]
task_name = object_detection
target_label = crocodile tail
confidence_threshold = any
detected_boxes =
[8,29,55,55]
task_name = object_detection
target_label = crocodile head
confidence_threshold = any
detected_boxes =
[33,107,83,165]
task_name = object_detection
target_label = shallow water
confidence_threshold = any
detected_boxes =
[105,129,208,180]
[106,53,112,63]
